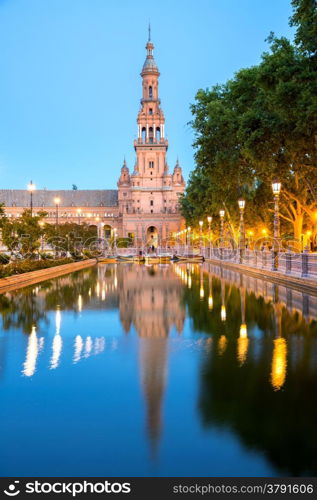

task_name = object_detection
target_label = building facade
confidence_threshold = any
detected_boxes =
[0,33,185,247]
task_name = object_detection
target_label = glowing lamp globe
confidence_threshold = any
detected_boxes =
[27,181,36,192]
[238,199,245,210]
[272,181,281,195]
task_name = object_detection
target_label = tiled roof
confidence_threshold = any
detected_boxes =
[0,189,118,208]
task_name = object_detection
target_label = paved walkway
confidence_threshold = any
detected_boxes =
[205,257,317,295]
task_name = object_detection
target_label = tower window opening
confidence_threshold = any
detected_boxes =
[150,210,153,213]
[149,127,154,144]
[149,108,153,115]
[142,127,146,142]
[149,86,153,98]
[149,161,154,169]
[156,127,161,142]
[150,200,154,206]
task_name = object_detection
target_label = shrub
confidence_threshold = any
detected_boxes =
[0,253,10,264]
[39,252,54,260]
[0,257,74,278]
[82,249,95,259]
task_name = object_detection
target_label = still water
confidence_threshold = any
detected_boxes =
[0,263,316,477]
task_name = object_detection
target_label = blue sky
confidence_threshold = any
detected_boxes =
[0,0,294,190]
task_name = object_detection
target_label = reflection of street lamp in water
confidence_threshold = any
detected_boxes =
[208,276,213,310]
[271,296,287,390]
[271,338,287,391]
[237,288,248,365]
[199,270,204,299]
[220,278,226,321]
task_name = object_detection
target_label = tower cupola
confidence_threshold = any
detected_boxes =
[117,158,130,187]
[141,25,159,76]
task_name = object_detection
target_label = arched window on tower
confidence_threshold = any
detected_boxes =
[149,86,153,98]
[149,127,154,144]
[142,127,146,142]
[156,127,161,142]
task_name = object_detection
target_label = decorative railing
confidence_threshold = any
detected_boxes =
[198,246,317,280]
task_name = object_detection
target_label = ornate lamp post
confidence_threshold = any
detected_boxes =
[271,181,281,271]
[199,220,203,253]
[39,221,44,252]
[219,209,225,243]
[113,228,117,252]
[219,210,225,260]
[207,216,212,257]
[76,208,82,225]
[187,226,191,251]
[238,199,245,263]
[27,181,36,216]
[207,216,212,240]
[54,197,61,230]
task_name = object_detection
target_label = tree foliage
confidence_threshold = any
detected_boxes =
[2,210,47,256]
[181,1,317,244]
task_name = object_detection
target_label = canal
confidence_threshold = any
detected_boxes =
[0,263,316,477]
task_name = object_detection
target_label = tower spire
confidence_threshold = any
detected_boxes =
[148,22,151,42]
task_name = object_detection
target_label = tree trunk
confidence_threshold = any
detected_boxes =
[293,214,303,251]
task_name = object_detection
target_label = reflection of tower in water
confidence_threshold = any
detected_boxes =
[140,337,167,452]
[117,264,185,454]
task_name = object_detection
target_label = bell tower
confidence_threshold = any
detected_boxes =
[117,28,186,244]
[130,27,179,216]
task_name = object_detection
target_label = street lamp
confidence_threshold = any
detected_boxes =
[187,226,191,248]
[219,209,225,245]
[113,228,117,251]
[27,181,36,216]
[207,216,212,239]
[207,216,212,258]
[54,197,61,230]
[271,180,281,270]
[76,208,82,225]
[199,220,203,252]
[238,199,245,263]
[39,221,44,252]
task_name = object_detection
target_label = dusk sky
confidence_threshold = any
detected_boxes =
[0,0,294,190]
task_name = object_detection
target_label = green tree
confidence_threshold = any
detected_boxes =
[182,1,317,246]
[43,222,97,255]
[0,202,7,229]
[290,0,317,56]
[2,210,47,257]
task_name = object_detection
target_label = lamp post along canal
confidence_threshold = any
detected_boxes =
[238,199,245,263]
[207,216,212,258]
[54,197,61,230]
[199,220,203,254]
[27,181,36,216]
[271,181,281,271]
[77,208,82,225]
[219,210,225,260]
